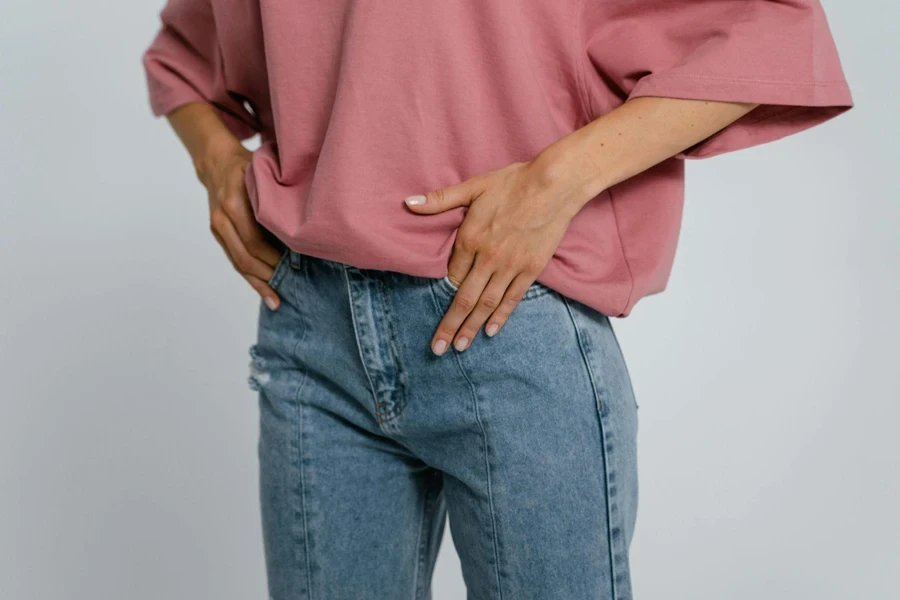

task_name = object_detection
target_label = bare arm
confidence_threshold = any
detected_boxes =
[405,96,759,355]
[532,96,759,216]
[166,102,245,181]
[167,102,284,310]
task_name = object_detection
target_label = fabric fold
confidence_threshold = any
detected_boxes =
[141,0,259,140]
[582,0,854,159]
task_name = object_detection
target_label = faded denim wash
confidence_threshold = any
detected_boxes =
[247,248,639,600]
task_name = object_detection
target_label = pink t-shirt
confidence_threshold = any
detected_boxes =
[142,0,853,317]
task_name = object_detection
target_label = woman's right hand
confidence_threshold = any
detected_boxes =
[198,146,284,310]
[166,103,284,310]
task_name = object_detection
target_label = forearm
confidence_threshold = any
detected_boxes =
[531,96,760,215]
[165,102,249,183]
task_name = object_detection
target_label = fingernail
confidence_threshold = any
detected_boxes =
[405,194,426,206]
[265,296,278,311]
[486,323,499,337]
[433,339,448,356]
[455,336,469,351]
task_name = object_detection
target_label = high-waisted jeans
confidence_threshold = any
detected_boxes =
[248,247,639,600]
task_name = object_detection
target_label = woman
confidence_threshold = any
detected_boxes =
[142,1,852,598]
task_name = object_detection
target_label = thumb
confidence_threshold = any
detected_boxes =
[404,177,483,214]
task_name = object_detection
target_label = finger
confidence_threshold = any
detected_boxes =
[483,272,535,338]
[212,224,281,310]
[211,227,240,272]
[220,182,282,267]
[446,227,477,288]
[431,265,492,356]
[404,174,486,215]
[244,272,281,311]
[216,214,276,283]
[452,272,514,351]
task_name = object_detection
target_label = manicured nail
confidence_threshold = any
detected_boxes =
[405,194,426,206]
[486,323,499,337]
[265,296,278,311]
[433,339,448,356]
[455,336,469,351]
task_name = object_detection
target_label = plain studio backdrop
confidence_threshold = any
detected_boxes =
[1,1,897,598]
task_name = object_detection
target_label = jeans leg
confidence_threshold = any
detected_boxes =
[249,254,448,600]
[401,282,639,600]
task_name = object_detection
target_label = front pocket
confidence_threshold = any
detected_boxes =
[437,274,554,302]
[267,248,292,291]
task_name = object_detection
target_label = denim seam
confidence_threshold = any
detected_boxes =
[343,269,384,423]
[268,248,292,290]
[452,354,505,600]
[378,279,410,423]
[295,390,314,600]
[287,261,311,350]
[286,266,314,599]
[438,275,552,302]
[411,488,427,600]
[413,483,438,600]
[426,281,448,326]
[561,296,621,600]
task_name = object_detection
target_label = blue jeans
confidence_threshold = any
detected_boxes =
[248,248,639,600]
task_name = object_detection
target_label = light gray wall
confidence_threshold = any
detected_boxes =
[1,1,896,598]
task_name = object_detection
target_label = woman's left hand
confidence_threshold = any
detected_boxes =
[404,158,587,356]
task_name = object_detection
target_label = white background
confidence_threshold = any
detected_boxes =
[1,1,897,598]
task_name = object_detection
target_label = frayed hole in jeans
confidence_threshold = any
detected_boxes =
[247,344,271,391]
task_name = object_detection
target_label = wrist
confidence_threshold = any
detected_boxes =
[528,136,611,217]
[192,135,250,184]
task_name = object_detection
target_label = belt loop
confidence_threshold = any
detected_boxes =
[288,249,305,272]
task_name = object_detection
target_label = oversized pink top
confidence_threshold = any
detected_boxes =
[142,0,853,317]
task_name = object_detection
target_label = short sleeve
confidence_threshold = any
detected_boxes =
[581,0,854,159]
[141,0,259,141]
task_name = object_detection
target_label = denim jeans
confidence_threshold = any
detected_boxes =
[248,248,639,600]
